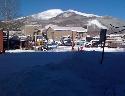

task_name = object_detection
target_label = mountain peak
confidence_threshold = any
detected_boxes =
[31,9,63,20]
[30,9,101,20]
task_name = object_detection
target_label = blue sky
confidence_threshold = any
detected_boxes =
[21,0,125,20]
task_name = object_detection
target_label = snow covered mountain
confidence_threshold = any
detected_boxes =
[30,9,100,20]
[15,9,125,33]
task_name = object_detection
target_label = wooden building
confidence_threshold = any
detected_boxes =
[0,30,3,53]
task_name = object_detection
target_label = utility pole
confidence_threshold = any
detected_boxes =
[34,33,37,51]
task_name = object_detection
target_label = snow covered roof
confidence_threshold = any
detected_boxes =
[45,25,87,32]
[54,27,87,32]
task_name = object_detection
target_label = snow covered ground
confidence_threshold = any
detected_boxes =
[0,51,125,96]
[5,46,125,53]
[50,46,125,52]
[6,49,36,53]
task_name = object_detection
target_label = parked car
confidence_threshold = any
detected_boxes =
[76,40,86,46]
[85,42,92,47]
[47,42,58,50]
[60,36,72,46]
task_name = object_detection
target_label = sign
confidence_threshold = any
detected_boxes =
[99,29,107,42]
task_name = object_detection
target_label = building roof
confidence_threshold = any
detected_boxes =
[45,25,87,32]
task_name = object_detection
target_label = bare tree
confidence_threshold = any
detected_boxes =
[0,0,20,21]
[0,0,20,50]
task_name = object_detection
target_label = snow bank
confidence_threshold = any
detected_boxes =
[82,47,125,52]
[51,46,125,52]
[6,49,36,53]
[0,52,125,96]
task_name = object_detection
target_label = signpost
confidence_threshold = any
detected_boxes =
[100,29,107,64]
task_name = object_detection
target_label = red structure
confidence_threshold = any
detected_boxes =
[0,30,3,53]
